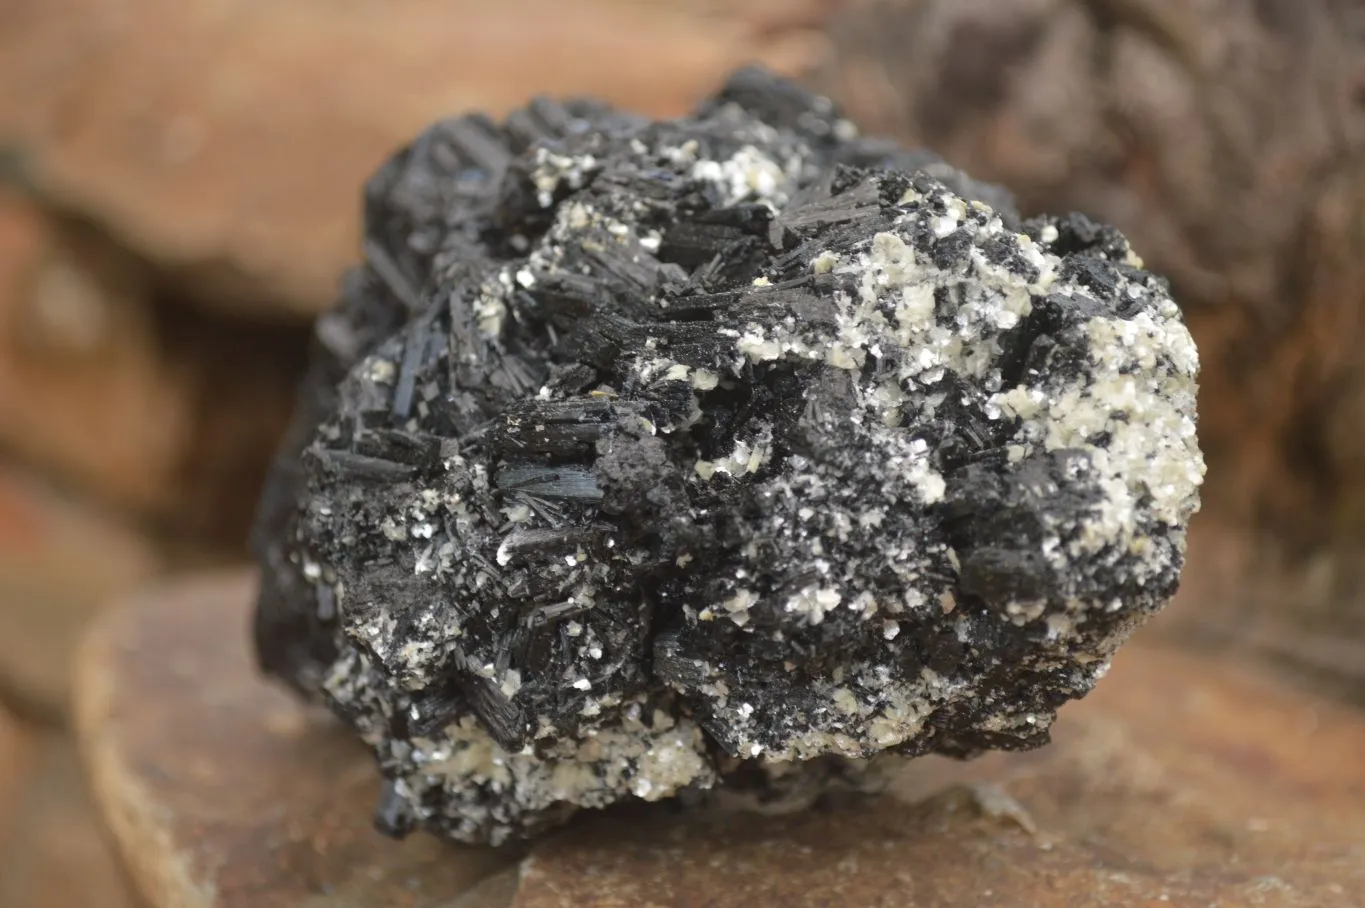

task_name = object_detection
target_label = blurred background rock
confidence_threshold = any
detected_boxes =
[805,0,1365,699]
[1,0,1363,905]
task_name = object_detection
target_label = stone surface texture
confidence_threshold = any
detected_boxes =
[516,643,1365,908]
[76,570,1365,908]
[0,466,162,719]
[255,69,1203,844]
[0,705,40,853]
[76,571,513,908]
[0,707,141,908]
[0,189,306,542]
[1162,517,1365,707]
[0,189,181,519]
[0,0,829,317]
[807,0,1365,672]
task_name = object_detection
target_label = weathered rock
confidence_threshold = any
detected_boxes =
[0,190,179,518]
[255,68,1202,844]
[806,0,1365,677]
[0,0,828,317]
[74,570,1365,907]
[2,705,141,907]
[1160,516,1365,707]
[0,465,161,719]
[0,734,142,908]
[516,644,1365,908]
[0,189,308,542]
[75,571,515,908]
[0,706,40,854]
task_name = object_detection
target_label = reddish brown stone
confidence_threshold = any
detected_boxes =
[0,706,41,855]
[0,466,161,719]
[74,571,515,908]
[73,569,1365,907]
[0,0,829,318]
[0,735,142,908]
[0,189,306,543]
[0,190,184,520]
[1,705,141,907]
[1157,516,1365,705]
[516,640,1365,907]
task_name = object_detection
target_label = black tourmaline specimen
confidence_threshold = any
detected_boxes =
[253,68,1203,845]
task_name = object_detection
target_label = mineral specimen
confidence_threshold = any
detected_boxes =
[252,68,1205,845]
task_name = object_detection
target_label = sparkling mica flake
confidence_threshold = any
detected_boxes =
[252,68,1204,845]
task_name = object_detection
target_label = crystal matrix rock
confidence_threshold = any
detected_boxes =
[252,68,1205,845]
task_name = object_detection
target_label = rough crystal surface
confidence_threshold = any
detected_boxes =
[252,68,1204,845]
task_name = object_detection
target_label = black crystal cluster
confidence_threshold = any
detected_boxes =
[253,69,1203,844]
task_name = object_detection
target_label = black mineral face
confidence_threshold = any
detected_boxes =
[252,68,1204,845]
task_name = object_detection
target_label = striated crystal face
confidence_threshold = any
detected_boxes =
[252,68,1204,845]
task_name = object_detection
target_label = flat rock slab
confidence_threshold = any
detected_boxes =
[0,705,41,853]
[0,707,142,907]
[76,570,1365,908]
[0,465,161,719]
[518,646,1365,908]
[75,570,513,908]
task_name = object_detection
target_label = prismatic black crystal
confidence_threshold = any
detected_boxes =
[252,68,1204,845]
